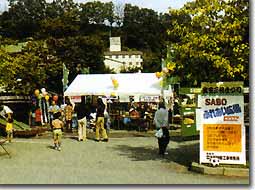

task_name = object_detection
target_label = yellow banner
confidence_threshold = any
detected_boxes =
[203,124,241,152]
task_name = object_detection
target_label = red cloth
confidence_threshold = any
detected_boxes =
[35,109,42,122]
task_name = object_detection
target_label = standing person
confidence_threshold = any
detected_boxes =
[52,112,64,151]
[5,113,14,143]
[95,98,108,142]
[64,98,73,132]
[30,99,37,127]
[0,105,14,143]
[48,100,60,129]
[104,109,111,135]
[153,102,170,156]
[35,106,42,127]
[74,97,87,141]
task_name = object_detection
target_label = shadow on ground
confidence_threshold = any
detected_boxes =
[111,142,199,168]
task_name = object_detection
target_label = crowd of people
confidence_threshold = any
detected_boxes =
[53,97,109,149]
[27,95,110,151]
[0,95,171,156]
[48,97,170,154]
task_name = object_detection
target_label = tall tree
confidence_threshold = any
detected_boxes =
[167,0,249,86]
[47,36,106,84]
[79,1,114,25]
[122,4,168,72]
[114,2,125,27]
[79,1,114,36]
[0,41,62,94]
[123,4,163,51]
[39,0,80,38]
[0,0,47,39]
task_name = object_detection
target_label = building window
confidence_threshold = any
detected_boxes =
[116,55,119,59]
[122,55,125,58]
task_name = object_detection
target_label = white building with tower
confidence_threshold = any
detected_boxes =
[104,37,143,73]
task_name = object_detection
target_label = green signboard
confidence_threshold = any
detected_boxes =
[179,88,199,137]
[180,106,199,137]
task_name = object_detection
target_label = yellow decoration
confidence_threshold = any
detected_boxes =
[110,92,116,97]
[111,76,119,89]
[34,89,40,97]
[167,62,176,71]
[45,94,50,101]
[155,72,162,79]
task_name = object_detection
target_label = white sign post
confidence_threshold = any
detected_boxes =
[199,82,246,165]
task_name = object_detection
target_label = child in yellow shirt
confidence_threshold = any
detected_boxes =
[6,113,13,143]
[52,112,64,151]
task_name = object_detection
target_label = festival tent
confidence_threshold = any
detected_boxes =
[64,73,165,98]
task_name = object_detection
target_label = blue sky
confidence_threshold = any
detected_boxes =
[0,0,194,13]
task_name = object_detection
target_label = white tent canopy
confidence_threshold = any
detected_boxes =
[64,73,164,97]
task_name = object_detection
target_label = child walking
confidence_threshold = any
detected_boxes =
[52,112,64,151]
[6,113,14,143]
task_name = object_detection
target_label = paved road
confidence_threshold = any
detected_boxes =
[0,136,249,184]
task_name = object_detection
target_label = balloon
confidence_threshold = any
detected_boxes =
[53,95,58,102]
[34,89,40,97]
[111,77,119,89]
[41,88,46,94]
[45,95,50,101]
[37,94,42,99]
[155,72,162,79]
[110,92,116,97]
[113,79,119,88]
[41,88,48,96]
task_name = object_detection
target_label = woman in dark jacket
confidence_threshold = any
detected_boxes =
[95,98,108,142]
[74,97,87,141]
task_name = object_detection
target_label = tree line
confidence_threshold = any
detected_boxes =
[0,0,249,95]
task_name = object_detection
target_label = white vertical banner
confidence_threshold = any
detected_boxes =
[199,82,246,165]
[195,108,202,131]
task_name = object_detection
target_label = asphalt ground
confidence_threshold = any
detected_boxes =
[0,131,249,185]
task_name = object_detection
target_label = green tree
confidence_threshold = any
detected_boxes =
[47,35,106,84]
[0,41,62,94]
[79,1,114,36]
[167,0,249,86]
[122,4,168,73]
[80,1,114,25]
[39,0,80,38]
[0,0,47,39]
